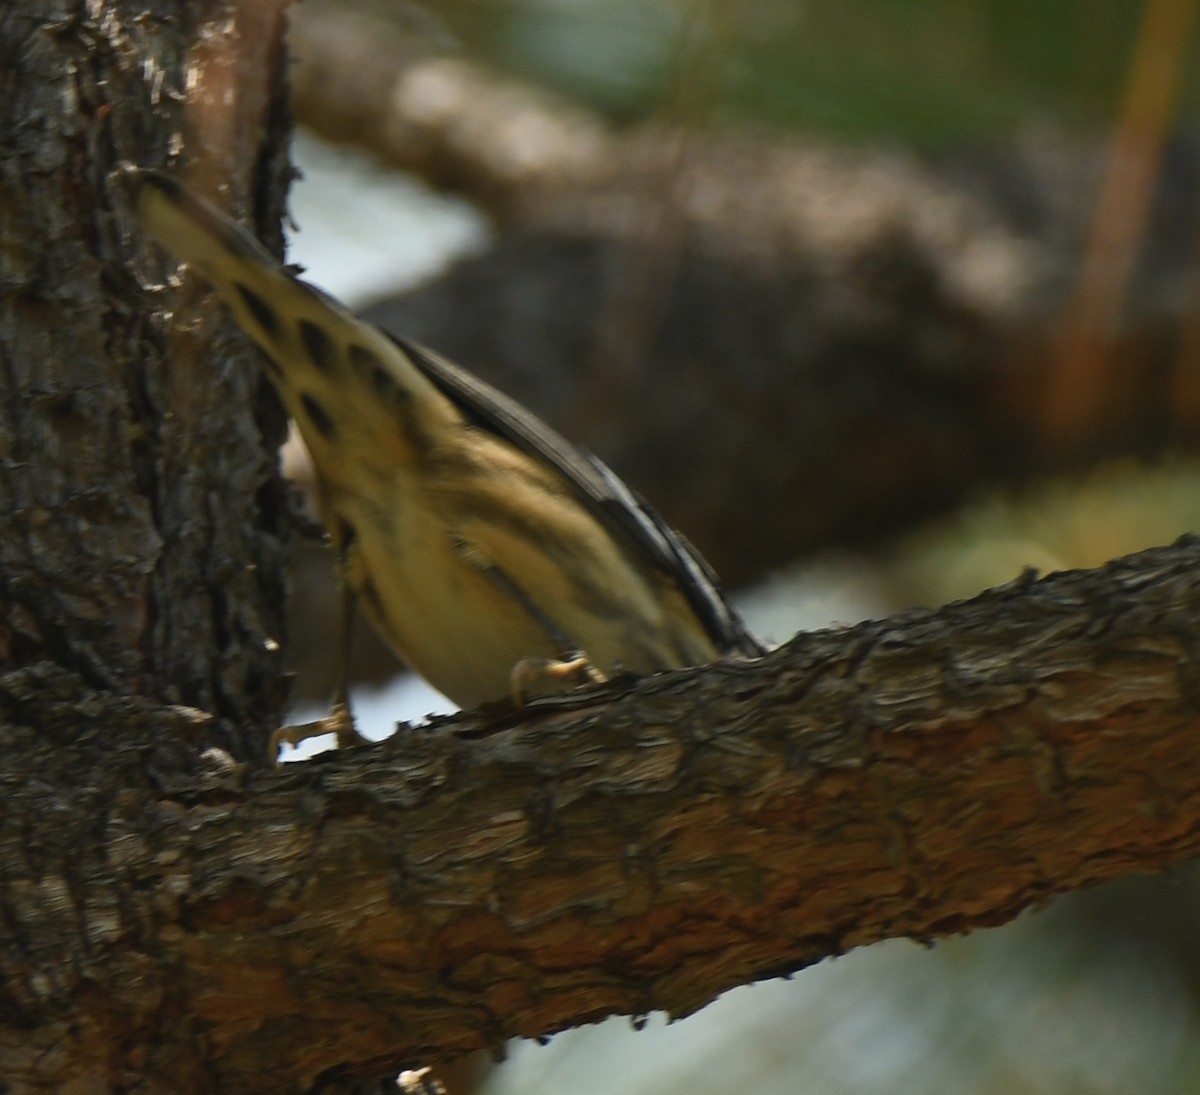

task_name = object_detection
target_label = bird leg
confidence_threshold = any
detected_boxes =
[467,550,607,704]
[270,563,368,763]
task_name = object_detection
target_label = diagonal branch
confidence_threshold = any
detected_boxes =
[5,538,1200,1090]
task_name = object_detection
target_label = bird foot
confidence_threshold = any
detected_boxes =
[270,696,366,764]
[510,651,607,706]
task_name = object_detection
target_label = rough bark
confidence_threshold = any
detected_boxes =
[4,538,1200,1091]
[0,0,294,756]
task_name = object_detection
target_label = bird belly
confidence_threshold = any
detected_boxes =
[335,475,718,710]
[335,486,559,708]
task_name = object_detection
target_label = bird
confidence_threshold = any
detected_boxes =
[134,170,764,757]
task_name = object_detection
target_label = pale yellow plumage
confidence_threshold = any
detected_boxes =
[135,171,762,747]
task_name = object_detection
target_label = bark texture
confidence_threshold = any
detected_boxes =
[0,2,293,753]
[3,539,1200,1091]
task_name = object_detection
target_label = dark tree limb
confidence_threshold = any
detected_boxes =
[289,3,1200,587]
[4,538,1200,1091]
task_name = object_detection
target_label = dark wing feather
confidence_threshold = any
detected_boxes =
[387,334,765,657]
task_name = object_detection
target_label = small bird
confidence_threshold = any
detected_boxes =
[134,170,764,755]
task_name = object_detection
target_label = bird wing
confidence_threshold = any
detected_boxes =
[390,335,765,657]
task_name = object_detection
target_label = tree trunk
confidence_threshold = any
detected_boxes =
[0,2,293,748]
[0,0,292,1079]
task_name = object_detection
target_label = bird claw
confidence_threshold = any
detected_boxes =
[270,696,367,765]
[509,651,607,706]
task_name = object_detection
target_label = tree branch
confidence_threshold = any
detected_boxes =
[5,537,1200,1091]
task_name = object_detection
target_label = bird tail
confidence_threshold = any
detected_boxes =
[133,170,458,462]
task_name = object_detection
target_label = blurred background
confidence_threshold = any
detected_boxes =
[275,0,1200,1091]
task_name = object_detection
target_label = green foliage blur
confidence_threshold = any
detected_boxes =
[424,0,1200,142]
